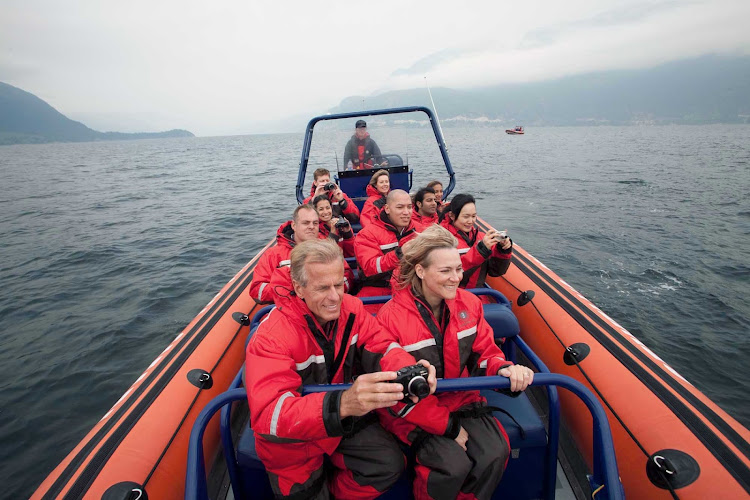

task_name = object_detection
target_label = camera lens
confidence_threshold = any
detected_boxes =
[324,182,336,191]
[407,376,430,400]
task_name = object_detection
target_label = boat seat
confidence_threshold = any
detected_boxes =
[482,302,520,340]
[336,165,411,210]
[482,389,547,500]
[476,296,546,499]
[481,389,547,449]
[235,426,274,499]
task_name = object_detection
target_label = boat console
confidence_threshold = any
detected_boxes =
[337,164,410,210]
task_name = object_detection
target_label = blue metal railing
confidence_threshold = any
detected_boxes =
[467,287,511,305]
[186,374,623,500]
[515,335,560,500]
[467,287,560,499]
[249,305,274,331]
[304,375,620,499]
[296,106,456,205]
[219,305,274,500]
[187,389,247,500]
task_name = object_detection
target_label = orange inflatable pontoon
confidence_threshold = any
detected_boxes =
[33,107,750,500]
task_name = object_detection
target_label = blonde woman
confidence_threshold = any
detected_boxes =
[376,225,534,500]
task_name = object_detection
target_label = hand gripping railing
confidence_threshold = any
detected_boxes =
[186,374,624,500]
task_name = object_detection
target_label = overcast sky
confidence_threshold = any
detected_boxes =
[2,0,749,136]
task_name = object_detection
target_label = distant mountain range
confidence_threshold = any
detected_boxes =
[3,55,747,143]
[0,82,193,145]
[330,55,750,126]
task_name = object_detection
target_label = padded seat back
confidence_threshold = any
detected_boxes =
[482,302,520,340]
[336,165,410,210]
[481,390,547,449]
[236,427,274,499]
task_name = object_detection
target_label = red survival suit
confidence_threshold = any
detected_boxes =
[411,208,439,232]
[245,279,406,498]
[248,221,353,304]
[360,184,387,228]
[440,218,512,294]
[354,208,418,311]
[377,286,513,500]
[304,182,361,225]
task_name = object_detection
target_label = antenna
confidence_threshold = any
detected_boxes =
[425,76,448,151]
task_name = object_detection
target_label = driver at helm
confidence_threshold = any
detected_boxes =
[343,120,387,170]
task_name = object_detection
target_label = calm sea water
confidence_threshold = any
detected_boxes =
[1,125,748,497]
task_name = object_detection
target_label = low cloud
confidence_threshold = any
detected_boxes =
[2,0,749,135]
[381,0,750,93]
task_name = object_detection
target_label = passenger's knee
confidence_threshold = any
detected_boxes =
[424,444,472,481]
[471,423,510,473]
[423,450,473,499]
[449,452,473,481]
[378,445,406,486]
[475,443,508,474]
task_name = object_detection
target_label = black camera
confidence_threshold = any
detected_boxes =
[323,182,337,192]
[335,219,350,229]
[394,364,430,401]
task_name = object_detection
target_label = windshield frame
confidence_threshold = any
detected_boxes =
[296,106,455,204]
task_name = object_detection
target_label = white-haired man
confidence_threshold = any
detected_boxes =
[245,238,436,499]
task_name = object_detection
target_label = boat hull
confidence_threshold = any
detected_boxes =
[477,217,750,499]
[34,218,750,499]
[32,241,273,499]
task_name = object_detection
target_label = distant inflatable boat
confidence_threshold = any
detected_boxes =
[506,126,524,134]
[33,107,749,500]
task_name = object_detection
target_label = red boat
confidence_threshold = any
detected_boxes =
[506,125,524,134]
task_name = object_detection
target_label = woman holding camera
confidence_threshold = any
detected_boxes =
[360,169,390,228]
[440,193,512,297]
[376,225,534,500]
[312,195,355,258]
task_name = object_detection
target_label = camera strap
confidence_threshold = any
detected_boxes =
[387,398,416,419]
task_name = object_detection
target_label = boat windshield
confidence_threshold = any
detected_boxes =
[304,110,451,199]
